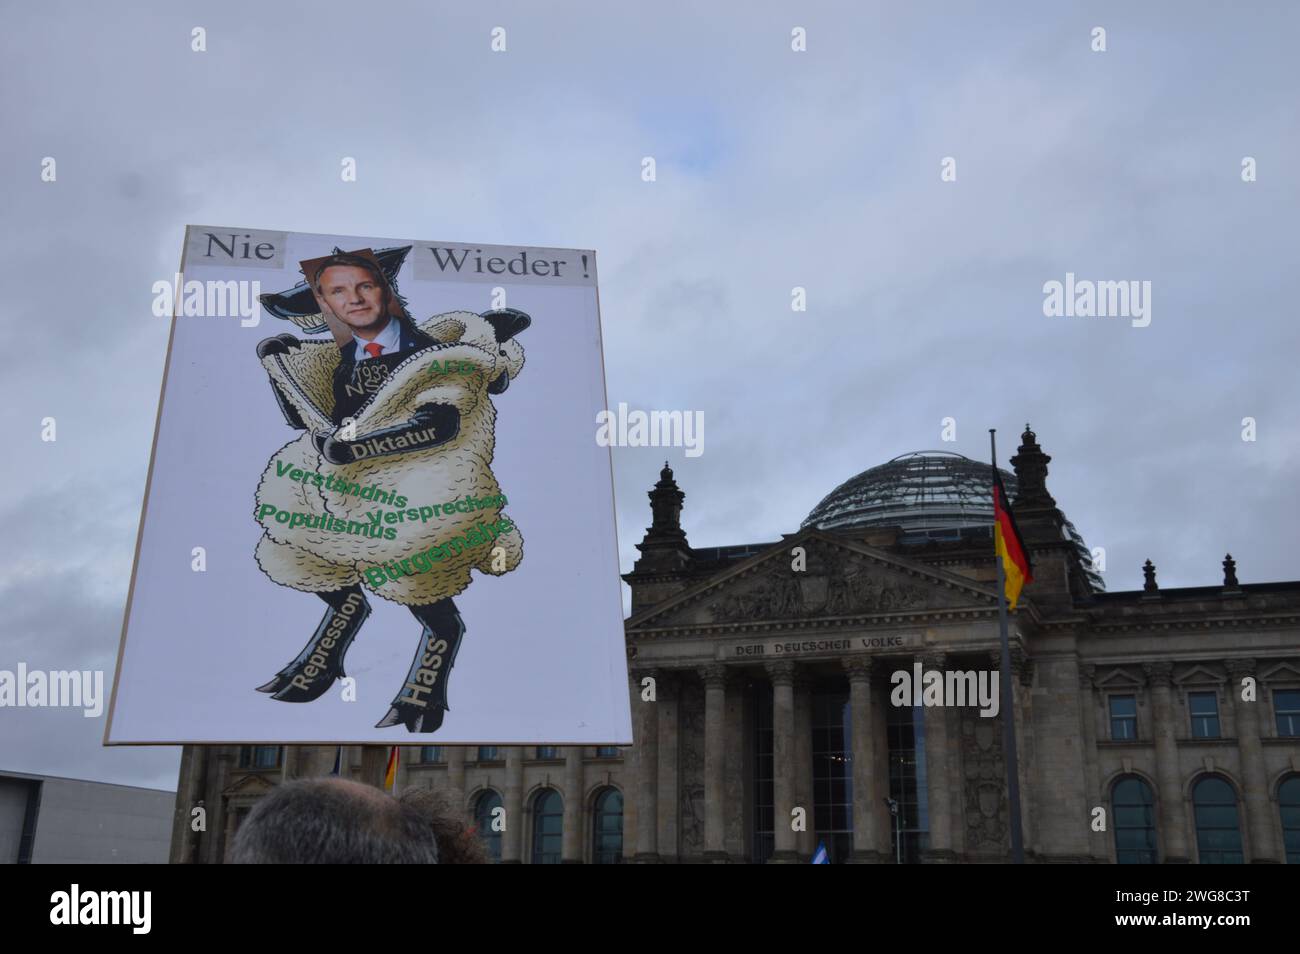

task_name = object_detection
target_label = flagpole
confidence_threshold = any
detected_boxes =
[990,429,1025,864]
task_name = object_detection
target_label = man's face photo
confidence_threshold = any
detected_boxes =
[314,264,389,339]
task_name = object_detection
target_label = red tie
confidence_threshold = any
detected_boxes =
[363,342,384,359]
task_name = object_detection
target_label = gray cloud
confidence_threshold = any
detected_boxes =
[2,1,1296,787]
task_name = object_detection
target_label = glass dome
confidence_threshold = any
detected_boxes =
[802,451,1104,592]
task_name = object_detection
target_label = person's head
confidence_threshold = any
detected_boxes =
[229,777,439,864]
[311,253,394,339]
[399,787,490,864]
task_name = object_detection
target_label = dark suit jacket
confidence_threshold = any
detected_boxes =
[331,318,434,425]
[338,318,431,365]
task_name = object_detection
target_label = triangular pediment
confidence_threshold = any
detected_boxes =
[1261,661,1300,683]
[223,772,279,798]
[1095,667,1145,689]
[628,529,1001,631]
[1175,664,1225,686]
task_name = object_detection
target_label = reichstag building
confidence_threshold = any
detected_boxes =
[170,427,1300,863]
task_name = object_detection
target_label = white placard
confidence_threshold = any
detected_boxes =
[106,227,630,745]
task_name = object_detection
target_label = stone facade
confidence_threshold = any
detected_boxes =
[170,428,1300,863]
[169,744,627,864]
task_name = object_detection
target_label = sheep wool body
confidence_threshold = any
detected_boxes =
[253,310,525,606]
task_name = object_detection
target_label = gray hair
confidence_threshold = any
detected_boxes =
[229,777,439,864]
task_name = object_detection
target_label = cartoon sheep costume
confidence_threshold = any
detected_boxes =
[252,308,528,733]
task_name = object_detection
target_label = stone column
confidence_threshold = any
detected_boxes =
[203,748,234,864]
[767,660,799,863]
[562,746,585,863]
[1077,664,1107,861]
[722,669,747,859]
[218,802,238,863]
[702,664,730,861]
[359,746,389,789]
[1143,661,1190,863]
[289,745,315,778]
[169,746,202,864]
[921,653,955,862]
[632,668,660,862]
[793,672,815,860]
[316,745,342,777]
[622,669,637,861]
[656,672,680,861]
[844,658,880,862]
[446,747,467,817]
[1225,659,1280,862]
[502,746,524,863]
[1004,649,1036,856]
[984,649,1032,859]
[873,663,895,861]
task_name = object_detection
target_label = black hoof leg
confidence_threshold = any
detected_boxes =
[255,675,285,694]
[261,587,369,704]
[270,673,338,704]
[375,704,445,733]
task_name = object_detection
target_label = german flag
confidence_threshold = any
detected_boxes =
[992,468,1033,610]
[384,746,399,792]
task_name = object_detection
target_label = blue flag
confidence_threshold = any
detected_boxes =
[330,746,342,776]
[812,840,829,864]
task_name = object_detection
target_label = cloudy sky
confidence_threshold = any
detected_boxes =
[2,2,1297,790]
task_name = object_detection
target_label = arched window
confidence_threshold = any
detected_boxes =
[1279,775,1300,864]
[531,789,563,864]
[1193,776,1243,864]
[592,788,624,864]
[473,790,503,863]
[1112,775,1157,864]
